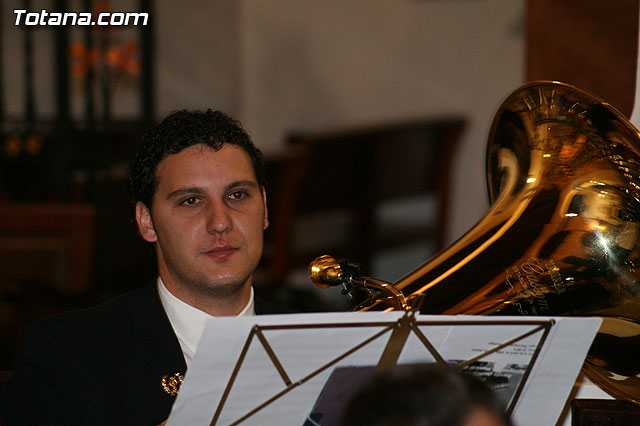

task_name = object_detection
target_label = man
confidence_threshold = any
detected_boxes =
[341,364,512,426]
[1,110,289,426]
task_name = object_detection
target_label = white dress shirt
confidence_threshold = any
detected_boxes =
[157,278,255,367]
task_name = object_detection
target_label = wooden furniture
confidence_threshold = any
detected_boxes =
[263,117,465,287]
[572,399,640,425]
[527,0,639,116]
[0,203,96,292]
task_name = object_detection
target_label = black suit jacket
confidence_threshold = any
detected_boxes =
[1,282,289,426]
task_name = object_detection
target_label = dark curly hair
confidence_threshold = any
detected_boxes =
[128,109,264,208]
[341,364,512,426]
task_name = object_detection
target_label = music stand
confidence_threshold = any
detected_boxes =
[166,312,600,426]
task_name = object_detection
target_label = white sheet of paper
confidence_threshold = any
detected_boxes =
[629,8,640,126]
[166,312,600,426]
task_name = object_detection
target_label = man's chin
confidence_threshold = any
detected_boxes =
[193,276,250,297]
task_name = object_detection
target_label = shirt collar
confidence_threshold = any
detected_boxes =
[157,278,255,366]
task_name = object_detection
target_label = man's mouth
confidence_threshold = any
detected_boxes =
[203,246,237,260]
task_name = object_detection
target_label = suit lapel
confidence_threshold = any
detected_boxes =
[129,283,187,425]
[120,286,288,424]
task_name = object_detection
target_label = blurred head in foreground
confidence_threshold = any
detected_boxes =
[340,364,512,426]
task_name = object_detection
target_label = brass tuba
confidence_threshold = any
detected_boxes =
[310,81,640,404]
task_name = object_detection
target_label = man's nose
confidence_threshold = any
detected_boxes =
[206,201,232,233]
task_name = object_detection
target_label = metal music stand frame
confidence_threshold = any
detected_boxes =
[208,312,555,426]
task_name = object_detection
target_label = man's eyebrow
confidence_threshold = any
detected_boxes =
[166,181,258,200]
[166,187,206,200]
[224,180,259,192]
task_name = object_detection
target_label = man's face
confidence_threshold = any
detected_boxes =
[135,143,268,306]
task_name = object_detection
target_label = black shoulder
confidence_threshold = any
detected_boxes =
[42,283,154,326]
[23,282,162,355]
[254,296,297,315]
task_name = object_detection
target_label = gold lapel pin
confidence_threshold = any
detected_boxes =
[161,372,184,396]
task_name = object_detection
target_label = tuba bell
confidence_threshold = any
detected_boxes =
[310,81,640,404]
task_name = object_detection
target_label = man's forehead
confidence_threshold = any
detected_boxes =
[155,143,258,186]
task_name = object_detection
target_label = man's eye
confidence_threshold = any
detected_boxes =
[228,191,247,201]
[182,197,200,206]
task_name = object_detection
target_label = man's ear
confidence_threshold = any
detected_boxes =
[135,201,158,242]
[261,186,269,230]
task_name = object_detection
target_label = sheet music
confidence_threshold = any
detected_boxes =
[434,316,602,424]
[167,312,404,426]
[166,312,600,426]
